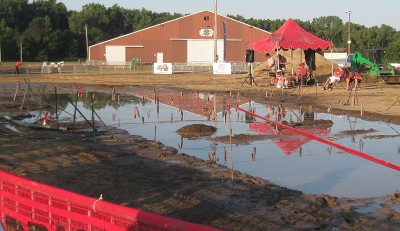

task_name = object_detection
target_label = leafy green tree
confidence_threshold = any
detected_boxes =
[0,0,30,60]
[105,4,125,37]
[386,37,400,62]
[310,16,343,46]
[0,0,30,31]
[30,0,69,30]
[132,8,153,31]
[23,16,52,60]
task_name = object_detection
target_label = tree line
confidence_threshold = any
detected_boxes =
[1,0,399,62]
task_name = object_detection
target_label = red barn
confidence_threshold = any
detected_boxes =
[89,10,271,64]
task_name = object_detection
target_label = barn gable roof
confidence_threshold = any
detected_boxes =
[89,10,270,48]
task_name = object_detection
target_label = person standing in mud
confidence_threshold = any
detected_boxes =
[15,61,22,74]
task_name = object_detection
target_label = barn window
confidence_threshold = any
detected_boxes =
[204,16,209,21]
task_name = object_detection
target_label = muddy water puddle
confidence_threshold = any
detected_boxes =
[20,89,400,198]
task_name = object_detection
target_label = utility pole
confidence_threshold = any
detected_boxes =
[346,11,351,54]
[20,41,23,62]
[214,0,218,62]
[85,24,89,61]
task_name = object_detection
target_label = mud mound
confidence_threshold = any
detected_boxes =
[212,134,276,145]
[176,124,217,138]
[337,128,377,136]
[297,119,334,128]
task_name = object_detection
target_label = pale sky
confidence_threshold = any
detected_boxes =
[55,0,399,30]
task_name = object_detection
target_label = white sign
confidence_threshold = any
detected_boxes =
[153,63,172,74]
[213,62,232,75]
[199,29,214,37]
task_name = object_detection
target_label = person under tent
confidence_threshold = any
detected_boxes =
[276,70,289,89]
[265,53,277,85]
[294,62,308,85]
[277,54,288,76]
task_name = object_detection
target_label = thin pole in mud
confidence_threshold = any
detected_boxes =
[154,125,157,141]
[228,103,234,181]
[213,93,217,127]
[67,98,94,130]
[23,78,40,104]
[27,80,31,112]
[13,81,20,105]
[385,97,400,111]
[93,110,105,126]
[360,104,363,117]
[55,87,58,125]
[72,91,78,132]
[296,83,315,101]
[36,86,45,123]
[91,92,96,142]
[345,89,353,105]
[20,84,27,110]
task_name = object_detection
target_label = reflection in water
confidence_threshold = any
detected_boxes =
[252,147,256,161]
[224,147,227,163]
[20,90,400,198]
[359,138,364,152]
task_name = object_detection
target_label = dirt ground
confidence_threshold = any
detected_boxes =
[1,72,400,231]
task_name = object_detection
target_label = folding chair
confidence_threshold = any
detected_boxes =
[335,76,346,89]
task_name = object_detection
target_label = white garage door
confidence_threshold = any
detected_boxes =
[106,46,126,64]
[187,40,224,63]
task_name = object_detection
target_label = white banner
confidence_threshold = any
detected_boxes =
[153,63,172,74]
[213,62,232,75]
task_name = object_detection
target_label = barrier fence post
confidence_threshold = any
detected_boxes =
[91,92,96,142]
[55,87,58,125]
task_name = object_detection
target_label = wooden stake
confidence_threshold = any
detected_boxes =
[360,104,364,117]
[13,81,20,104]
[91,92,96,142]
[229,107,234,181]
[55,87,58,125]
[20,85,27,109]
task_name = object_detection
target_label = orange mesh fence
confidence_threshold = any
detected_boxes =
[0,169,221,231]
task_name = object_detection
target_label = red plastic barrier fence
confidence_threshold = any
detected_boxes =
[229,104,400,172]
[0,169,222,231]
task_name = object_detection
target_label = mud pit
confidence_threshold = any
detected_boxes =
[0,73,400,230]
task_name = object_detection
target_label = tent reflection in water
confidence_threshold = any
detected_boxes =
[249,123,331,156]
[249,18,333,77]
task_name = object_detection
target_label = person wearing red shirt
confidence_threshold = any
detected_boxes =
[15,61,22,74]
[295,63,307,84]
[322,64,345,90]
[346,71,362,90]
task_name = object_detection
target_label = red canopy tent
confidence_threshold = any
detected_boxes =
[249,18,333,53]
[250,18,333,74]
